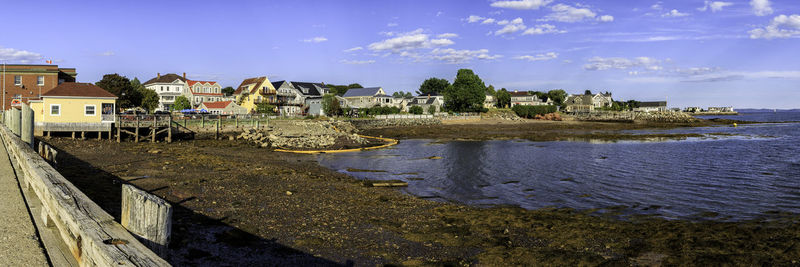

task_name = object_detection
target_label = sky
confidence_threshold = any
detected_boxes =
[1,0,799,108]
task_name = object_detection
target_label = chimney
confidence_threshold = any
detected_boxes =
[183,72,186,80]
[157,73,161,79]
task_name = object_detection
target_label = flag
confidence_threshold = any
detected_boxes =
[46,60,53,64]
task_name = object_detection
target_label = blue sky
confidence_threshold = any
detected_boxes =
[1,0,799,108]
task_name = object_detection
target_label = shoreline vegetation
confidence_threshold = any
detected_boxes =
[45,118,800,265]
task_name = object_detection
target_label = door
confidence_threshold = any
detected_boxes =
[101,103,115,122]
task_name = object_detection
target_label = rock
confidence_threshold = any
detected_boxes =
[148,150,162,154]
[285,191,293,196]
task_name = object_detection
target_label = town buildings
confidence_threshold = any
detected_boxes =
[198,100,247,115]
[564,92,613,112]
[234,76,274,113]
[635,101,668,112]
[186,80,225,106]
[510,91,549,107]
[1,64,76,109]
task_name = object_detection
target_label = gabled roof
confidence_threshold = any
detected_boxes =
[343,87,382,97]
[290,81,328,96]
[271,80,290,89]
[44,83,117,98]
[201,101,233,109]
[510,91,530,97]
[143,73,185,85]
[235,77,267,95]
[187,80,219,87]
[566,94,593,105]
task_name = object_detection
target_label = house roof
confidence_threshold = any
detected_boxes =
[510,92,529,97]
[143,73,185,85]
[43,83,118,98]
[566,95,593,105]
[639,101,667,107]
[343,87,382,97]
[290,81,328,96]
[235,77,267,95]
[187,80,219,87]
[201,101,233,109]
[271,80,290,89]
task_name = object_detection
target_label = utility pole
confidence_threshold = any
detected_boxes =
[2,61,6,111]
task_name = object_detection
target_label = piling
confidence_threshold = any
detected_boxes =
[21,103,34,148]
[11,108,21,136]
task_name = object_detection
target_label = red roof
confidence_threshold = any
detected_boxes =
[201,101,232,109]
[43,83,117,98]
[193,92,224,96]
[187,80,219,87]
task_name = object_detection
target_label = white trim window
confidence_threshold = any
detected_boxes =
[85,104,96,116]
[14,75,22,85]
[50,104,61,116]
[37,76,45,86]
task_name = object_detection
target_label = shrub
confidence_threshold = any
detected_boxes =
[409,106,424,115]
[427,105,436,114]
[511,105,557,118]
[365,106,402,115]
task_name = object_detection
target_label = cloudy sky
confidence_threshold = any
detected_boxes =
[2,0,799,108]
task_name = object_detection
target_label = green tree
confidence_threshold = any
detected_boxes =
[419,77,450,95]
[96,74,140,108]
[256,103,277,114]
[392,91,413,98]
[486,85,496,95]
[530,91,548,101]
[408,106,423,115]
[326,83,363,96]
[139,88,160,112]
[495,88,511,108]
[427,105,436,114]
[584,89,593,95]
[444,69,486,112]
[322,94,342,116]
[547,89,567,106]
[173,96,191,111]
[221,86,235,96]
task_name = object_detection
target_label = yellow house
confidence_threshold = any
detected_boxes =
[234,76,276,113]
[29,82,117,137]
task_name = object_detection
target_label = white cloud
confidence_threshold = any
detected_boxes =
[515,52,558,61]
[437,33,459,38]
[521,24,566,35]
[490,0,553,10]
[367,29,454,52]
[99,51,115,56]
[545,4,598,23]
[651,2,663,10]
[466,15,485,23]
[430,38,455,46]
[387,23,398,27]
[495,17,526,35]
[431,48,501,63]
[750,0,773,16]
[302,36,328,43]
[0,46,43,63]
[436,11,444,17]
[749,14,800,39]
[583,56,663,71]
[662,9,690,17]
[598,15,614,22]
[698,1,733,12]
[482,18,497,24]
[343,46,363,52]
[340,59,376,65]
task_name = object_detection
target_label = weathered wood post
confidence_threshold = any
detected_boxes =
[11,108,21,136]
[201,114,205,128]
[217,115,222,132]
[21,103,34,148]
[135,115,140,143]
[116,115,121,143]
[215,120,220,140]
[183,117,187,128]
[167,115,172,143]
[255,119,259,129]
[121,184,172,258]
[151,115,157,143]
[235,116,238,128]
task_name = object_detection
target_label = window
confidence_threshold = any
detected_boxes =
[85,105,96,116]
[50,104,60,116]
[13,94,21,99]
[14,75,21,85]
[37,76,44,86]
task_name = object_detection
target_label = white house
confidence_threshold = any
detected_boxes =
[142,73,188,111]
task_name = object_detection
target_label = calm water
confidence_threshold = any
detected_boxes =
[695,111,800,122]
[318,112,800,221]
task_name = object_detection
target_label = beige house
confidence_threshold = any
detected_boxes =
[198,100,247,115]
[342,87,386,109]
[28,83,117,136]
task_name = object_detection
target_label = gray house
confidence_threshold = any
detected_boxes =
[342,87,385,109]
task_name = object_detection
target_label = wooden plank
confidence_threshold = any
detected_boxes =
[0,126,170,266]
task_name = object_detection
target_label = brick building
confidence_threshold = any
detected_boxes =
[1,64,77,109]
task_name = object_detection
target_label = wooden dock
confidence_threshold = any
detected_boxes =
[116,115,192,143]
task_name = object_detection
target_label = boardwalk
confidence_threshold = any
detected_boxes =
[0,139,48,266]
